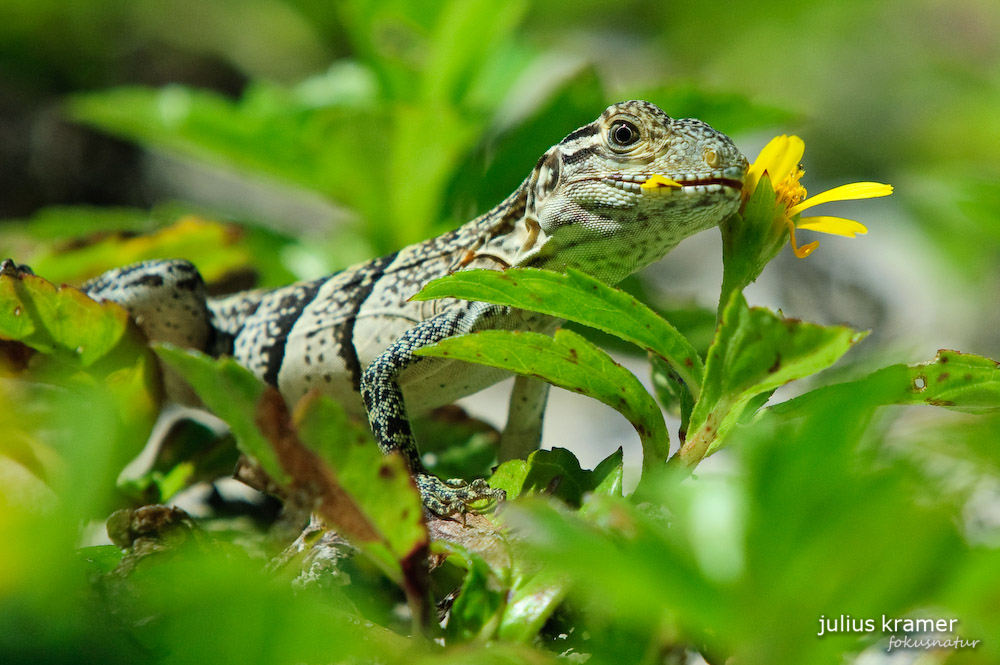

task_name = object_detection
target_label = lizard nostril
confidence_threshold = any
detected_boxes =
[704,147,719,168]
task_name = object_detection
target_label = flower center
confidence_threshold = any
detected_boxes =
[775,167,807,211]
[773,167,817,258]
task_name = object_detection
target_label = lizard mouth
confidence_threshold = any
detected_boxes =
[600,168,744,196]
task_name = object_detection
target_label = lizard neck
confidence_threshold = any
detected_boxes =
[450,178,548,272]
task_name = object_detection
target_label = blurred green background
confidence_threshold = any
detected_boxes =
[3,0,998,354]
[1,1,999,663]
[4,0,998,471]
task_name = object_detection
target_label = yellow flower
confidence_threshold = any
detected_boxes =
[745,135,893,258]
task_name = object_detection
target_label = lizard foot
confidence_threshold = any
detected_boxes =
[416,473,506,518]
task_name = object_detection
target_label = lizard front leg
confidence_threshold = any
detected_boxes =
[360,302,508,516]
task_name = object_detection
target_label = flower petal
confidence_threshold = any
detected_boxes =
[641,173,683,190]
[788,182,893,215]
[769,135,805,185]
[797,216,869,238]
[746,135,804,195]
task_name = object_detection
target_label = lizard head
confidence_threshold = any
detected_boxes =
[521,100,748,283]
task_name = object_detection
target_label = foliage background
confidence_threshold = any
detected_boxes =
[1,1,998,664]
[3,1,999,351]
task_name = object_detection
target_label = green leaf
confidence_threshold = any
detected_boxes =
[520,448,590,506]
[76,545,124,575]
[0,357,158,522]
[492,447,618,508]
[445,552,506,642]
[420,0,529,106]
[0,268,160,488]
[893,350,1000,412]
[2,205,154,241]
[414,268,704,394]
[591,447,624,498]
[678,292,865,467]
[66,79,484,252]
[415,328,669,492]
[153,345,287,485]
[727,391,965,664]
[497,566,570,643]
[0,272,37,341]
[480,445,620,506]
[389,106,481,244]
[335,0,528,106]
[68,84,398,247]
[107,547,408,665]
[505,495,725,637]
[21,216,254,287]
[770,349,1000,417]
[489,458,530,501]
[69,84,348,198]
[506,383,970,664]
[493,456,623,645]
[294,393,426,566]
[152,350,426,588]
[0,268,129,365]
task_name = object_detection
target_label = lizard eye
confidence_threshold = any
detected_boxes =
[608,120,641,149]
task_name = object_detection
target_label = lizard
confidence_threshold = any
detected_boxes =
[66,100,748,515]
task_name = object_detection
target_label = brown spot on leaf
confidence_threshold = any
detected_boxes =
[0,340,34,373]
[929,399,955,407]
[937,372,950,382]
[768,353,782,374]
[545,475,562,495]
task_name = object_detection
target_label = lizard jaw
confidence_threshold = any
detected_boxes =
[600,166,745,197]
